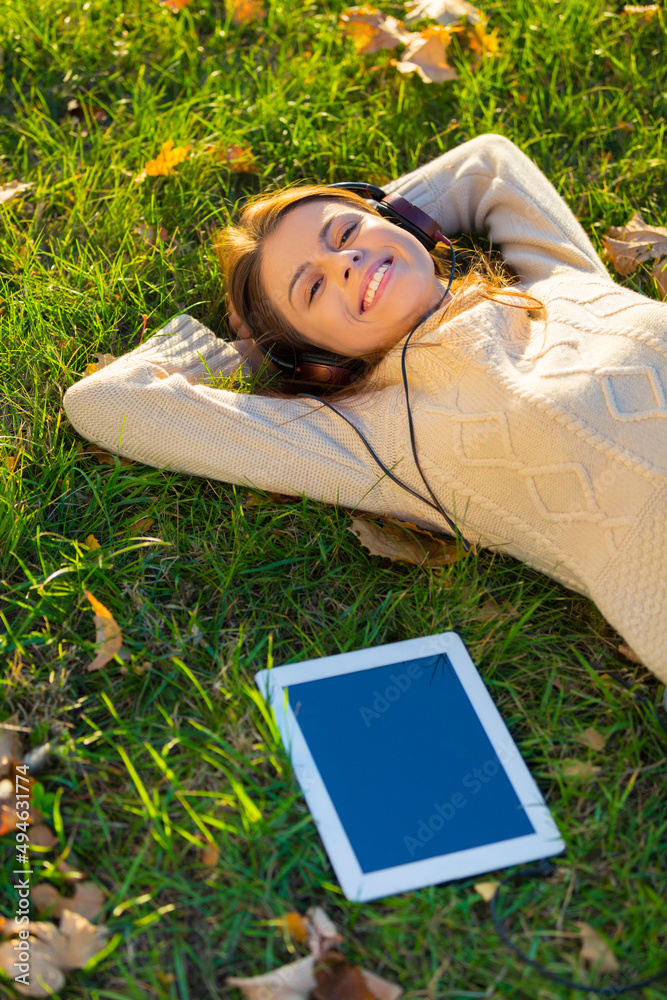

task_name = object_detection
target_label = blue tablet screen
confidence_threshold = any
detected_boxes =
[288,653,535,873]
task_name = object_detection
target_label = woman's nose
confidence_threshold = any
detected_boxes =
[340,250,362,283]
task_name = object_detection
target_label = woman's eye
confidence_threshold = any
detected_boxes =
[309,277,322,303]
[340,223,357,246]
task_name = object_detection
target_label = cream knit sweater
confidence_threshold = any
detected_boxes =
[63,135,667,682]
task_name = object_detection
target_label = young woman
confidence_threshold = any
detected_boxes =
[63,135,667,681]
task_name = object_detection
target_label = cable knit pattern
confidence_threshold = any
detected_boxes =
[62,135,667,681]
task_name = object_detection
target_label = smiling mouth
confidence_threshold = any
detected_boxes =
[361,258,393,312]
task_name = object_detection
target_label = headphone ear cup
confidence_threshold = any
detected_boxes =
[373,201,437,251]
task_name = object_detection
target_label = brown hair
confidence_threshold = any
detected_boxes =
[214,184,539,398]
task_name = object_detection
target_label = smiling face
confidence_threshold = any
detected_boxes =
[259,198,444,357]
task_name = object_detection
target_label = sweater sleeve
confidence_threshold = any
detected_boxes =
[385,133,610,285]
[62,314,396,513]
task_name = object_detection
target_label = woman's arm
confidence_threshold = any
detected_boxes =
[63,315,396,513]
[385,133,610,286]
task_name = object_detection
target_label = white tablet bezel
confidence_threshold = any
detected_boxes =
[255,632,565,902]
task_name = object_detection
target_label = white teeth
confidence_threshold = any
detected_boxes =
[363,263,390,310]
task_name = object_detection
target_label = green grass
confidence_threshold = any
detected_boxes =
[1,0,666,997]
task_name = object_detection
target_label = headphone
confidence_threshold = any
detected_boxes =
[257,182,454,387]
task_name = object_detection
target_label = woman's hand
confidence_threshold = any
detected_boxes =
[228,308,253,341]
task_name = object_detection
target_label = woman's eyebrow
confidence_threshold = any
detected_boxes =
[288,215,337,305]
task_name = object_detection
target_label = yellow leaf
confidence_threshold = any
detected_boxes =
[574,921,620,974]
[153,0,194,10]
[85,535,101,552]
[206,142,259,172]
[474,881,499,902]
[135,139,191,183]
[467,18,500,61]
[84,591,123,672]
[393,28,457,83]
[284,911,309,944]
[340,6,412,54]
[560,759,601,781]
[129,516,154,533]
[2,455,18,474]
[349,515,462,566]
[230,0,267,26]
[576,728,606,752]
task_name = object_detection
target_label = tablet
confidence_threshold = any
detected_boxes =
[255,632,565,902]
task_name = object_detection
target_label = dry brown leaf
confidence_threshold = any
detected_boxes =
[133,221,169,246]
[340,6,412,54]
[359,970,403,1000]
[227,954,317,999]
[561,759,601,781]
[33,882,105,923]
[574,921,620,974]
[651,257,667,299]
[83,442,134,468]
[313,953,375,1000]
[85,535,101,552]
[349,515,461,567]
[617,642,643,664]
[201,840,220,867]
[577,728,606,752]
[62,100,108,136]
[305,906,344,958]
[85,591,123,672]
[29,825,59,850]
[0,937,65,997]
[404,0,480,26]
[473,880,499,902]
[81,352,117,378]
[230,0,267,26]
[622,4,659,18]
[0,722,23,777]
[135,139,191,183]
[31,910,108,970]
[0,766,41,835]
[0,181,34,205]
[602,211,667,278]
[393,26,458,82]
[129,516,154,534]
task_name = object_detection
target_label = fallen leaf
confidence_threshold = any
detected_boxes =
[0,916,25,938]
[349,515,461,566]
[340,6,412,53]
[84,591,123,672]
[574,921,620,974]
[206,142,259,172]
[83,442,134,468]
[602,211,667,280]
[313,953,375,1000]
[29,824,59,850]
[359,970,403,1000]
[30,910,108,970]
[135,139,191,183]
[61,99,108,136]
[230,0,267,26]
[85,535,101,552]
[0,180,34,205]
[154,0,194,10]
[474,881,499,902]
[129,516,154,534]
[0,937,65,997]
[0,766,41,835]
[133,221,169,245]
[32,882,105,923]
[201,840,220,867]
[404,0,480,26]
[393,26,458,82]
[283,912,309,945]
[227,954,317,999]
[622,4,659,18]
[617,642,643,664]
[560,759,601,781]
[3,455,19,474]
[651,257,667,299]
[576,728,606,752]
[466,17,500,61]
[0,722,23,777]
[305,907,344,958]
[81,352,117,378]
